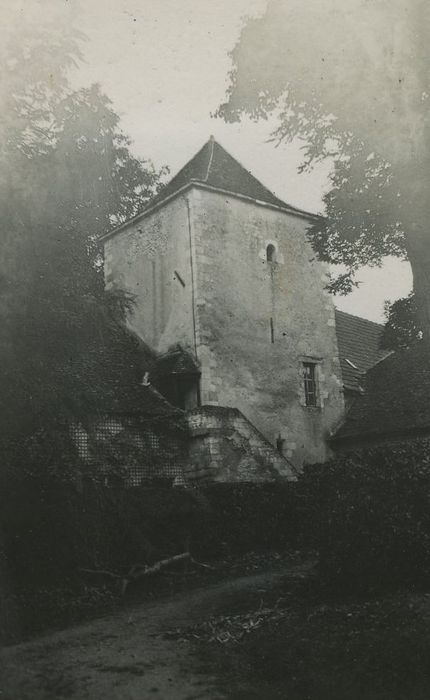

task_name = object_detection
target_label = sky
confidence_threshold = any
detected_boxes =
[5,0,413,322]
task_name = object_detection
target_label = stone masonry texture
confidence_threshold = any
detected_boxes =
[104,185,345,470]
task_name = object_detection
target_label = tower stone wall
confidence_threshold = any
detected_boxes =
[104,182,344,467]
[104,195,196,355]
[187,187,344,465]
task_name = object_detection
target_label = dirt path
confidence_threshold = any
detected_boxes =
[0,562,309,700]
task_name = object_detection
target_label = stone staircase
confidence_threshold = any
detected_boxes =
[185,405,297,483]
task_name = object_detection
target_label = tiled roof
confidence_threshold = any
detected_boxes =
[335,309,389,392]
[87,382,182,418]
[102,137,320,241]
[145,137,318,218]
[118,384,182,417]
[82,325,181,418]
[333,342,430,442]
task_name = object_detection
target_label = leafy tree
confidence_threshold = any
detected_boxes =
[381,293,422,350]
[0,23,167,478]
[300,441,430,590]
[218,0,430,333]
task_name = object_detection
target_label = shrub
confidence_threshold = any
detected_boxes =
[193,482,300,558]
[0,477,203,589]
[299,439,430,591]
[1,477,301,591]
[0,476,303,640]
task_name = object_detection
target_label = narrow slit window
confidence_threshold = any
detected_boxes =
[303,362,317,407]
[270,317,274,343]
[266,244,276,263]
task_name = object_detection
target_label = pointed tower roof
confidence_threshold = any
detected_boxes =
[103,137,319,239]
[148,136,317,216]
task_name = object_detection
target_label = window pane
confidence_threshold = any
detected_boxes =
[266,244,276,262]
[303,362,317,406]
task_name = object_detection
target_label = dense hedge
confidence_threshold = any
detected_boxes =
[192,482,301,557]
[4,438,430,639]
[0,477,300,641]
[1,478,201,589]
[0,478,300,593]
[300,440,430,591]
[7,440,430,596]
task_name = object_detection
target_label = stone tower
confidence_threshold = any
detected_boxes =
[102,137,344,467]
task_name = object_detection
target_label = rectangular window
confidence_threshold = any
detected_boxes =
[303,362,317,407]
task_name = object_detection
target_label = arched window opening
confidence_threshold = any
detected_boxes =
[266,244,276,263]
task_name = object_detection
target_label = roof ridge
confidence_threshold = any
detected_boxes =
[335,308,384,329]
[365,348,396,374]
[166,140,209,184]
[204,135,215,182]
[210,138,286,202]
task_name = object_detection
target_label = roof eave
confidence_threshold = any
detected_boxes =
[100,181,321,243]
[343,383,365,394]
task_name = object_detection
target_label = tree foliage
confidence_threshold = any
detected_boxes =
[300,441,430,591]
[218,0,430,329]
[0,22,166,477]
[381,293,422,350]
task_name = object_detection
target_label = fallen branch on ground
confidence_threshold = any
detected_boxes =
[79,568,122,580]
[191,558,215,571]
[121,552,192,594]
[80,551,215,595]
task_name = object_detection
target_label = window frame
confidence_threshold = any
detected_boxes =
[302,361,319,408]
[266,243,276,263]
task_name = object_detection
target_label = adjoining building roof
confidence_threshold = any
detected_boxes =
[333,342,430,443]
[334,342,430,442]
[80,324,182,418]
[86,382,182,418]
[335,309,390,393]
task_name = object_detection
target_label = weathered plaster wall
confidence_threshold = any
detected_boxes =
[186,406,296,483]
[104,196,196,356]
[188,188,345,466]
[104,185,345,468]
